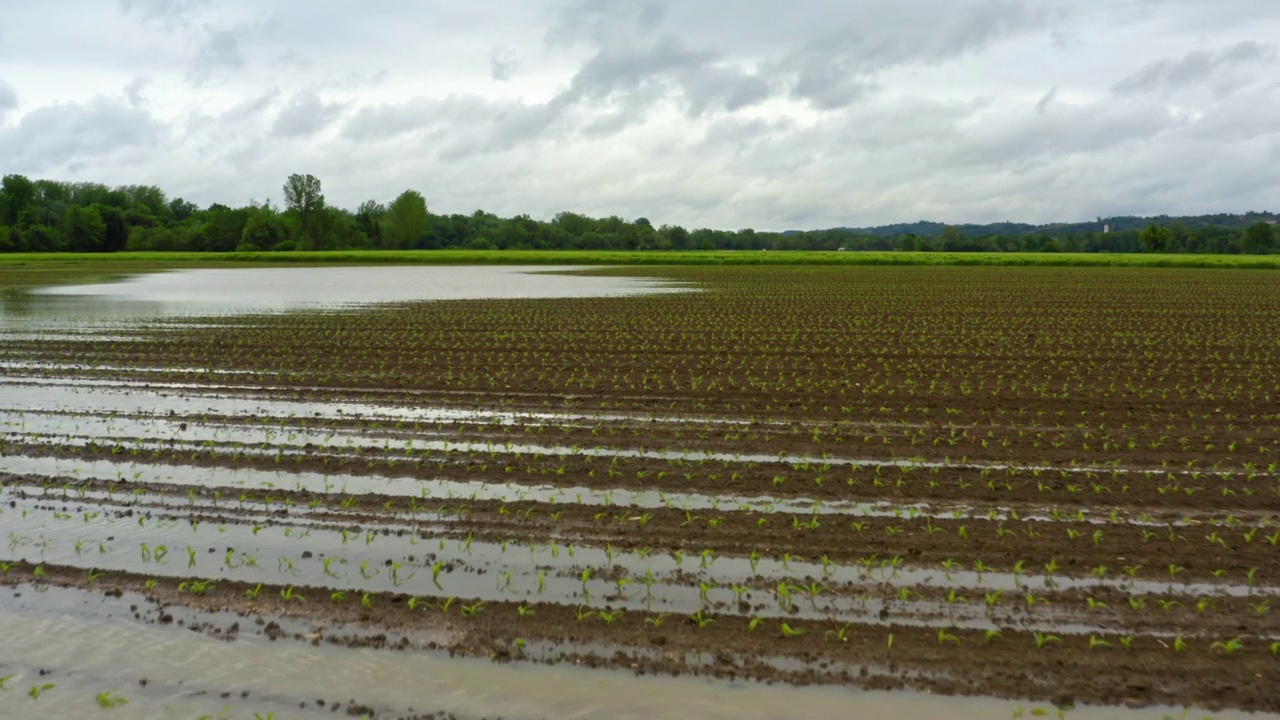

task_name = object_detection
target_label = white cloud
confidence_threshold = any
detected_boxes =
[0,0,1275,228]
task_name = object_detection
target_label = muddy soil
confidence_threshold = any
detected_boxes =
[4,265,1280,715]
[4,563,1276,713]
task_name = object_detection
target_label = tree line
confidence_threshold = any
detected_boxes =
[0,173,1275,254]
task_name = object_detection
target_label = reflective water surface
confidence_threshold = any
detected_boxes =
[0,265,689,326]
[0,586,1255,720]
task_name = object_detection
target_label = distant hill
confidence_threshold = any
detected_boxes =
[821,212,1278,238]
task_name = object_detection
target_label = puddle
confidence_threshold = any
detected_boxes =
[2,495,1271,623]
[1,266,690,327]
[6,586,1253,720]
[0,453,952,519]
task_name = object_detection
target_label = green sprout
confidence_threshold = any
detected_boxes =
[95,689,127,708]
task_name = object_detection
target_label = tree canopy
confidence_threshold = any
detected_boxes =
[0,172,1274,255]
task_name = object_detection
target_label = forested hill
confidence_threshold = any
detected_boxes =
[830,212,1279,238]
[0,172,1276,255]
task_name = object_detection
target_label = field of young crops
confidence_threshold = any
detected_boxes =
[1,264,1278,719]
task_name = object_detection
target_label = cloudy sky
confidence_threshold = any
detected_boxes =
[1,0,1277,230]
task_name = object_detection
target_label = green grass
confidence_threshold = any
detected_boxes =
[2,249,1278,269]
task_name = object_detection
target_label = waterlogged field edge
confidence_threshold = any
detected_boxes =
[2,249,1280,269]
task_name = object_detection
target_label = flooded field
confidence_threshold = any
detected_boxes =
[1,263,1278,719]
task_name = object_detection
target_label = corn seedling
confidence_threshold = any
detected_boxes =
[689,610,717,629]
[95,689,127,708]
[825,619,854,642]
[1033,632,1060,648]
[1210,637,1243,655]
[645,612,670,629]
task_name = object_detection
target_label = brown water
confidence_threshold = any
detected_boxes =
[0,588,1248,720]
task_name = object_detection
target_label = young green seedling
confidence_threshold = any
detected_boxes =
[1033,632,1060,648]
[1211,637,1243,655]
[780,622,805,638]
[825,620,854,642]
[689,610,716,629]
[645,613,670,629]
[95,689,127,708]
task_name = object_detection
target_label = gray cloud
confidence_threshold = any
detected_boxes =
[558,35,772,121]
[189,25,248,83]
[343,32,771,157]
[546,0,667,47]
[124,77,149,107]
[342,97,465,143]
[218,90,279,127]
[767,2,1062,110]
[0,80,16,122]
[271,90,345,137]
[1112,41,1275,95]
[342,94,565,161]
[1034,86,1058,115]
[0,96,162,172]
[776,40,878,110]
[490,48,519,81]
[949,97,1184,170]
[119,0,206,24]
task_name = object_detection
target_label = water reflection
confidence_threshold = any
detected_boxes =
[1,265,689,326]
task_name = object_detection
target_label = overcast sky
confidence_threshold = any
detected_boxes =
[0,1,1277,229]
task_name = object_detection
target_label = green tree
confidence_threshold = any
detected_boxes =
[380,190,429,249]
[24,224,65,252]
[940,225,967,251]
[121,185,170,219]
[1139,223,1172,253]
[0,174,36,226]
[169,198,198,222]
[197,205,249,252]
[63,205,106,252]
[91,203,128,252]
[240,208,287,250]
[354,200,387,246]
[1240,221,1276,254]
[282,173,325,249]
[659,224,689,250]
